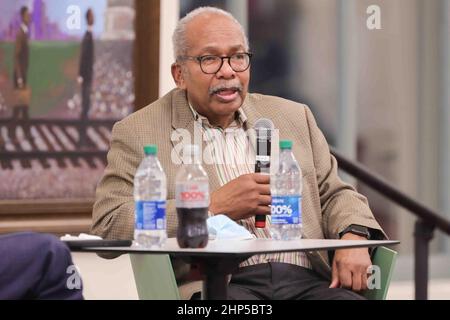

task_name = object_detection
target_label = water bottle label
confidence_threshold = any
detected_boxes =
[135,200,166,230]
[271,195,302,225]
[176,183,209,208]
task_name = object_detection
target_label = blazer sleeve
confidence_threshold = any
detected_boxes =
[90,120,138,240]
[91,120,180,242]
[304,105,387,240]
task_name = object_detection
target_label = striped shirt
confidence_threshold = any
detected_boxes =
[188,103,311,269]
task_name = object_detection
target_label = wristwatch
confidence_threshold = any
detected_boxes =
[339,224,371,240]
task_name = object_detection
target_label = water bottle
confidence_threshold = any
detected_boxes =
[175,145,209,248]
[270,140,302,240]
[134,144,167,247]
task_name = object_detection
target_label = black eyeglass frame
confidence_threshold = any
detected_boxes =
[177,52,253,74]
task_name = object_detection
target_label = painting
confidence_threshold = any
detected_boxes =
[0,0,135,200]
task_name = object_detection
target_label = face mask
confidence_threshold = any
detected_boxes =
[207,214,255,240]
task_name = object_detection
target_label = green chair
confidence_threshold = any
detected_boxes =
[363,246,398,300]
[130,254,181,300]
[130,246,397,300]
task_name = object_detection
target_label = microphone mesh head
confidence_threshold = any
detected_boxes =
[254,118,274,130]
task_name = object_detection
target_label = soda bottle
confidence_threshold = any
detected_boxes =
[175,145,209,248]
[270,140,302,240]
[134,144,167,247]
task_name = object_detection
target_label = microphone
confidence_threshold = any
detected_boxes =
[253,118,274,228]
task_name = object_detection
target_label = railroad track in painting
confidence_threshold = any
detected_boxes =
[0,119,117,170]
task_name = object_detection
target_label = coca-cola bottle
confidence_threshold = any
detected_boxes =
[175,144,209,248]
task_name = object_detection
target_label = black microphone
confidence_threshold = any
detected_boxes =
[253,118,274,228]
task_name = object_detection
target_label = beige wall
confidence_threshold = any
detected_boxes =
[287,0,426,253]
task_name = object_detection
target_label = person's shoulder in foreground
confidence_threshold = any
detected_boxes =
[0,232,84,300]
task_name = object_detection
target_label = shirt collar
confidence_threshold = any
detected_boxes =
[187,100,248,130]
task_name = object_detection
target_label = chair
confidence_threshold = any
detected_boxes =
[363,246,398,300]
[130,246,397,300]
[130,254,180,299]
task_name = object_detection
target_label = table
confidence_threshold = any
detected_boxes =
[71,238,399,300]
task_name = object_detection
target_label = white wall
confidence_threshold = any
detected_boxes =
[159,0,179,97]
[72,253,138,300]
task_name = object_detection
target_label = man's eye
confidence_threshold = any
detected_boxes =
[202,56,218,63]
[233,53,246,60]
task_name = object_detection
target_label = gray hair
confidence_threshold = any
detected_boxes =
[172,6,249,61]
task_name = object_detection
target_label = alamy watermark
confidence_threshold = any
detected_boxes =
[366,5,382,30]
[66,5,81,30]
[170,122,280,167]
[367,264,381,290]
[66,264,82,290]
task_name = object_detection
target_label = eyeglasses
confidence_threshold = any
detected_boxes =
[178,52,253,74]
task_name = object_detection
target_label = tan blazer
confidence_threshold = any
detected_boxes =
[91,88,385,284]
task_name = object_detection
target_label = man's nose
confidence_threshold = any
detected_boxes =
[216,58,235,78]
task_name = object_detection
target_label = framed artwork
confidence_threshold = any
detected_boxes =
[0,0,135,201]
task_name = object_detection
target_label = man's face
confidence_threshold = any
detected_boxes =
[173,14,250,123]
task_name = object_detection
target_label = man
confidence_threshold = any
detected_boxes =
[91,7,386,300]
[11,6,31,140]
[0,232,84,300]
[78,9,95,149]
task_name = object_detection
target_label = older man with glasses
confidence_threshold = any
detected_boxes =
[91,6,386,300]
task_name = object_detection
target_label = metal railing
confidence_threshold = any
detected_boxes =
[330,147,450,300]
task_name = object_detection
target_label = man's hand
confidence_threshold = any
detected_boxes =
[330,233,372,292]
[17,78,23,89]
[209,173,271,221]
[77,76,83,85]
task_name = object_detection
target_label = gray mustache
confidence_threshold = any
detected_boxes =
[209,83,243,95]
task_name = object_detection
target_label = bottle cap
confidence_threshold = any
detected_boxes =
[280,140,293,150]
[143,144,157,155]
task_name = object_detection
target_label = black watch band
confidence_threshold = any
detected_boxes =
[339,225,371,240]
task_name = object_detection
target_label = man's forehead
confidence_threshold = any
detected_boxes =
[188,12,237,28]
[185,15,246,52]
[197,44,246,54]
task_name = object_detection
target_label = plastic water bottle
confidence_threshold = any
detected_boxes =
[270,140,302,240]
[134,144,167,247]
[175,145,209,248]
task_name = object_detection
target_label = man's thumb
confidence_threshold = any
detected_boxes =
[329,263,339,288]
[329,277,339,288]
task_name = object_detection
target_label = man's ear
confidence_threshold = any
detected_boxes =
[171,63,186,89]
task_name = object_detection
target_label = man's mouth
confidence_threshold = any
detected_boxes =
[212,87,241,102]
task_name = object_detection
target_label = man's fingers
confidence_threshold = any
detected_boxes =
[257,184,271,195]
[258,195,272,206]
[352,271,362,292]
[361,271,368,292]
[329,261,340,288]
[338,266,353,289]
[256,205,271,215]
[252,173,270,184]
[329,278,340,289]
